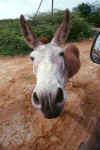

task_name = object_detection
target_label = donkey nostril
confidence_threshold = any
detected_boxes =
[33,92,40,105]
[56,88,64,103]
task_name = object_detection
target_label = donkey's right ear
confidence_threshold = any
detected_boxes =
[20,15,41,49]
[51,9,70,45]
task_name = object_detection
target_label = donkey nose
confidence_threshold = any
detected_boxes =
[32,88,64,119]
[33,92,40,105]
[55,88,64,104]
[41,88,64,119]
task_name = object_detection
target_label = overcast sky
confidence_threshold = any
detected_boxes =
[0,0,96,20]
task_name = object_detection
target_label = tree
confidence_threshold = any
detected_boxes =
[74,3,92,17]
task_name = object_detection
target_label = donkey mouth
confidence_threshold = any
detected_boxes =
[43,105,64,119]
[44,111,62,119]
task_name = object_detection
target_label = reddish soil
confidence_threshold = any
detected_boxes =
[0,39,100,150]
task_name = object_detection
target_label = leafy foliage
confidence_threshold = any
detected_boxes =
[68,12,93,41]
[73,1,100,27]
[0,10,94,56]
[0,19,32,55]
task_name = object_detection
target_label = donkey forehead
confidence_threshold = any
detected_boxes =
[30,44,64,58]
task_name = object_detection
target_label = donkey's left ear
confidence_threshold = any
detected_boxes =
[64,44,80,78]
[51,9,70,45]
[20,15,41,49]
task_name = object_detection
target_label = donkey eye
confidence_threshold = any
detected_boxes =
[30,56,34,61]
[59,52,64,57]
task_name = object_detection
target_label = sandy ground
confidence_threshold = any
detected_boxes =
[0,39,100,150]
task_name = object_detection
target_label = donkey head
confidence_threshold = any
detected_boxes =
[20,9,80,119]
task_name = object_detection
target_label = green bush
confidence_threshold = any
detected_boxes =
[68,12,93,41]
[73,2,100,27]
[0,10,94,56]
[0,19,32,55]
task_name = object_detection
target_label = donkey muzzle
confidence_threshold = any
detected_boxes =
[32,88,65,119]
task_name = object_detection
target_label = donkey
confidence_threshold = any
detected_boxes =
[20,9,80,119]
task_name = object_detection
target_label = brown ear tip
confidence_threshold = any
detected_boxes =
[64,9,70,21]
[65,8,69,11]
[20,14,25,21]
[65,9,70,15]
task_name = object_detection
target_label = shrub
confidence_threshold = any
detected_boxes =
[0,19,32,55]
[73,1,100,27]
[68,12,93,41]
[0,10,94,56]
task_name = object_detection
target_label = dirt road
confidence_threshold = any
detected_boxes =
[0,39,100,150]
